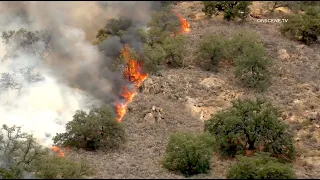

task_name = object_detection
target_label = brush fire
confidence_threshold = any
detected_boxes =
[173,9,191,33]
[115,45,148,122]
[49,9,191,157]
[51,146,65,157]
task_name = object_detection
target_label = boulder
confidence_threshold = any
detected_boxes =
[278,49,290,60]
[144,113,155,125]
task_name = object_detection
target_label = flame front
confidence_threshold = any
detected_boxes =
[173,9,191,33]
[51,146,65,157]
[116,45,148,122]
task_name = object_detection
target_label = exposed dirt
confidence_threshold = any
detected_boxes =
[69,1,320,179]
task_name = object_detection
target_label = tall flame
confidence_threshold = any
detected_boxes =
[116,45,148,122]
[51,146,65,157]
[173,9,191,33]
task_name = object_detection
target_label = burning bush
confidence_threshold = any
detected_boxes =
[53,105,126,151]
[227,153,296,179]
[202,1,252,21]
[204,98,295,160]
[0,124,93,179]
[163,132,215,177]
[280,6,320,45]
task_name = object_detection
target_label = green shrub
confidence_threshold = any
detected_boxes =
[280,6,320,45]
[31,151,93,179]
[163,132,215,177]
[228,30,261,59]
[145,6,181,46]
[205,98,295,160]
[198,34,229,71]
[0,168,19,179]
[202,1,252,21]
[143,43,167,72]
[53,105,126,151]
[0,124,93,179]
[94,17,132,45]
[162,34,188,67]
[227,153,296,179]
[234,43,271,91]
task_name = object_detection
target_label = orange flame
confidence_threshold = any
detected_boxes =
[51,146,65,157]
[116,45,148,122]
[173,10,191,33]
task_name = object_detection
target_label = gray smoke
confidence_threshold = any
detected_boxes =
[0,1,163,105]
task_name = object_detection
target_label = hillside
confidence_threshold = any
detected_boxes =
[0,1,319,179]
[66,1,320,179]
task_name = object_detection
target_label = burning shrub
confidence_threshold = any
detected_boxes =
[280,6,320,45]
[163,132,215,177]
[198,34,229,71]
[53,105,126,151]
[234,42,271,91]
[202,1,252,21]
[227,153,296,179]
[204,98,295,160]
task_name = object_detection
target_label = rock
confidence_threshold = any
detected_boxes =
[144,113,155,125]
[293,99,303,105]
[309,112,320,122]
[297,130,308,138]
[278,49,290,60]
[141,78,155,94]
[199,76,225,89]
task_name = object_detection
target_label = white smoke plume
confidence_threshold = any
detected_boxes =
[0,1,161,147]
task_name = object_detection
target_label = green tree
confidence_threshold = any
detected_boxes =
[94,17,133,45]
[198,34,229,71]
[205,98,295,160]
[202,1,252,21]
[228,30,261,59]
[162,34,188,67]
[143,43,167,72]
[0,124,93,179]
[53,105,126,151]
[234,43,271,91]
[31,151,93,179]
[144,6,181,46]
[280,6,320,45]
[227,153,296,179]
[163,132,215,177]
